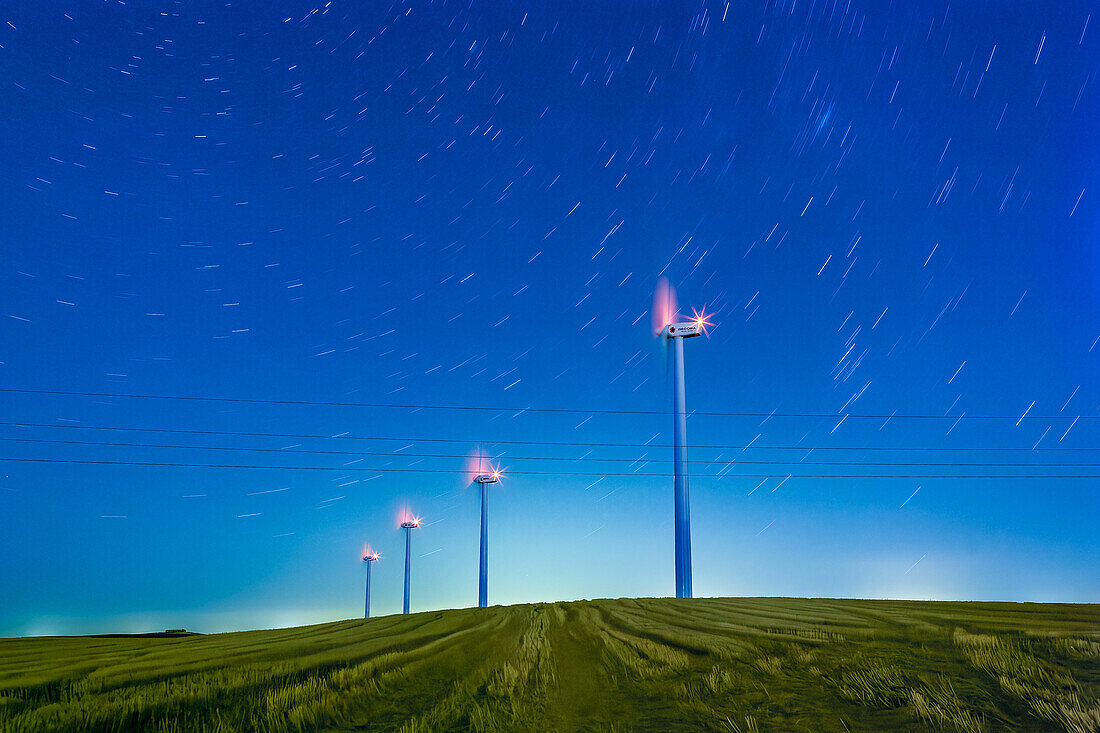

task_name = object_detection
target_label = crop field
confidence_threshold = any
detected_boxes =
[1,597,1097,732]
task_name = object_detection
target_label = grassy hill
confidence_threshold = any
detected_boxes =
[1,597,1097,732]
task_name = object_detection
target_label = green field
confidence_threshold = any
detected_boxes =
[1,598,1097,732]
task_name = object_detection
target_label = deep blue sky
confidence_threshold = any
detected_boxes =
[1,1,1097,636]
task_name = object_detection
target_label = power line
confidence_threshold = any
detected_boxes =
[2,456,1097,479]
[1,388,1090,420]
[3,436,1098,468]
[2,421,1095,452]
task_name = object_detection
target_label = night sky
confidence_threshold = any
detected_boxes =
[1,1,1097,637]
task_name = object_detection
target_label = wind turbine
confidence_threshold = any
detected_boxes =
[474,463,502,608]
[664,305,714,599]
[361,546,380,618]
[400,513,422,614]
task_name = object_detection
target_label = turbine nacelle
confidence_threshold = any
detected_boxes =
[401,519,421,529]
[362,551,380,562]
[667,322,703,338]
[474,473,499,484]
[666,307,715,339]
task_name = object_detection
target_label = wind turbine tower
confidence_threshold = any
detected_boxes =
[665,307,713,599]
[474,467,501,608]
[401,515,421,614]
[361,547,379,618]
